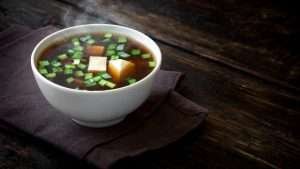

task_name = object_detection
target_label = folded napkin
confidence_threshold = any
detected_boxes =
[0,25,207,169]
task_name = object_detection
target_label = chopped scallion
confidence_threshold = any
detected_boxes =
[67,49,75,55]
[131,49,141,56]
[117,36,127,43]
[77,63,87,70]
[92,76,102,82]
[80,35,92,42]
[106,50,116,56]
[102,38,111,43]
[84,73,93,80]
[45,73,56,78]
[105,81,116,88]
[51,60,61,67]
[72,38,80,46]
[74,45,84,52]
[73,41,80,46]
[52,67,63,73]
[57,54,68,60]
[116,44,125,51]
[39,60,50,67]
[65,64,76,69]
[39,68,48,75]
[104,33,112,39]
[127,78,137,85]
[107,43,117,50]
[100,72,112,79]
[110,55,119,60]
[72,51,82,59]
[118,51,130,58]
[84,79,96,87]
[86,39,96,45]
[64,68,73,75]
[148,61,156,68]
[66,77,74,84]
[142,53,151,59]
[75,70,84,77]
[98,79,107,86]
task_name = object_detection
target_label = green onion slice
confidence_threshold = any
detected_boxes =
[74,45,84,52]
[86,39,96,45]
[107,43,117,50]
[105,81,116,88]
[131,49,141,56]
[148,61,156,68]
[117,36,127,43]
[110,55,119,60]
[84,79,97,87]
[75,70,84,77]
[72,51,83,59]
[106,50,116,56]
[52,67,63,73]
[98,79,107,87]
[80,35,92,42]
[116,44,125,51]
[39,68,48,75]
[45,73,56,79]
[58,54,68,60]
[142,53,151,59]
[84,73,93,80]
[51,60,61,67]
[66,77,74,84]
[100,72,112,79]
[118,51,130,58]
[104,33,112,39]
[39,60,50,67]
[92,76,102,82]
[64,68,73,75]
[65,64,76,69]
[77,63,87,70]
[127,78,137,85]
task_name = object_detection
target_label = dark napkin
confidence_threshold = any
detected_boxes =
[0,25,207,169]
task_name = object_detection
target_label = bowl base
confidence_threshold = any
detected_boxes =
[72,116,125,128]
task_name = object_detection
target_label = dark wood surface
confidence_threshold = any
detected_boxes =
[0,0,299,168]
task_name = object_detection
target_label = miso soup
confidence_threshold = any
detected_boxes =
[37,32,156,91]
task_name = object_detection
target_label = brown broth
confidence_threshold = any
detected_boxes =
[37,33,155,91]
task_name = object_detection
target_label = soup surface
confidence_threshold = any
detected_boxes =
[37,33,156,91]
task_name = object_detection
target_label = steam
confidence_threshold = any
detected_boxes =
[62,0,106,27]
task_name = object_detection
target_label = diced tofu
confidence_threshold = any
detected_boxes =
[108,59,135,82]
[86,45,105,56]
[88,56,107,72]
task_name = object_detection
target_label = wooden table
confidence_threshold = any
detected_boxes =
[0,0,299,168]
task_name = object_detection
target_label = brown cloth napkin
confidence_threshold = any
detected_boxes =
[0,25,207,169]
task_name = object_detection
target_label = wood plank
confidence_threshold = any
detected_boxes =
[0,0,299,169]
[159,42,300,168]
[57,0,300,91]
[0,126,97,169]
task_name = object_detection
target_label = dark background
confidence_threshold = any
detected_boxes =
[0,0,299,169]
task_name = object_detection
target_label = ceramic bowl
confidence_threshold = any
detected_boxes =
[31,24,161,128]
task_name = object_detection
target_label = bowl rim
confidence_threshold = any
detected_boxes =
[31,24,162,94]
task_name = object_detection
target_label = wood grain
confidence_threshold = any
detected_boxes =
[0,0,299,169]
[58,0,300,91]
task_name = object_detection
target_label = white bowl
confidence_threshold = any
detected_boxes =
[31,24,162,128]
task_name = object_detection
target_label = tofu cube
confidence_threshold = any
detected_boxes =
[88,56,107,72]
[108,59,135,82]
[86,45,105,56]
